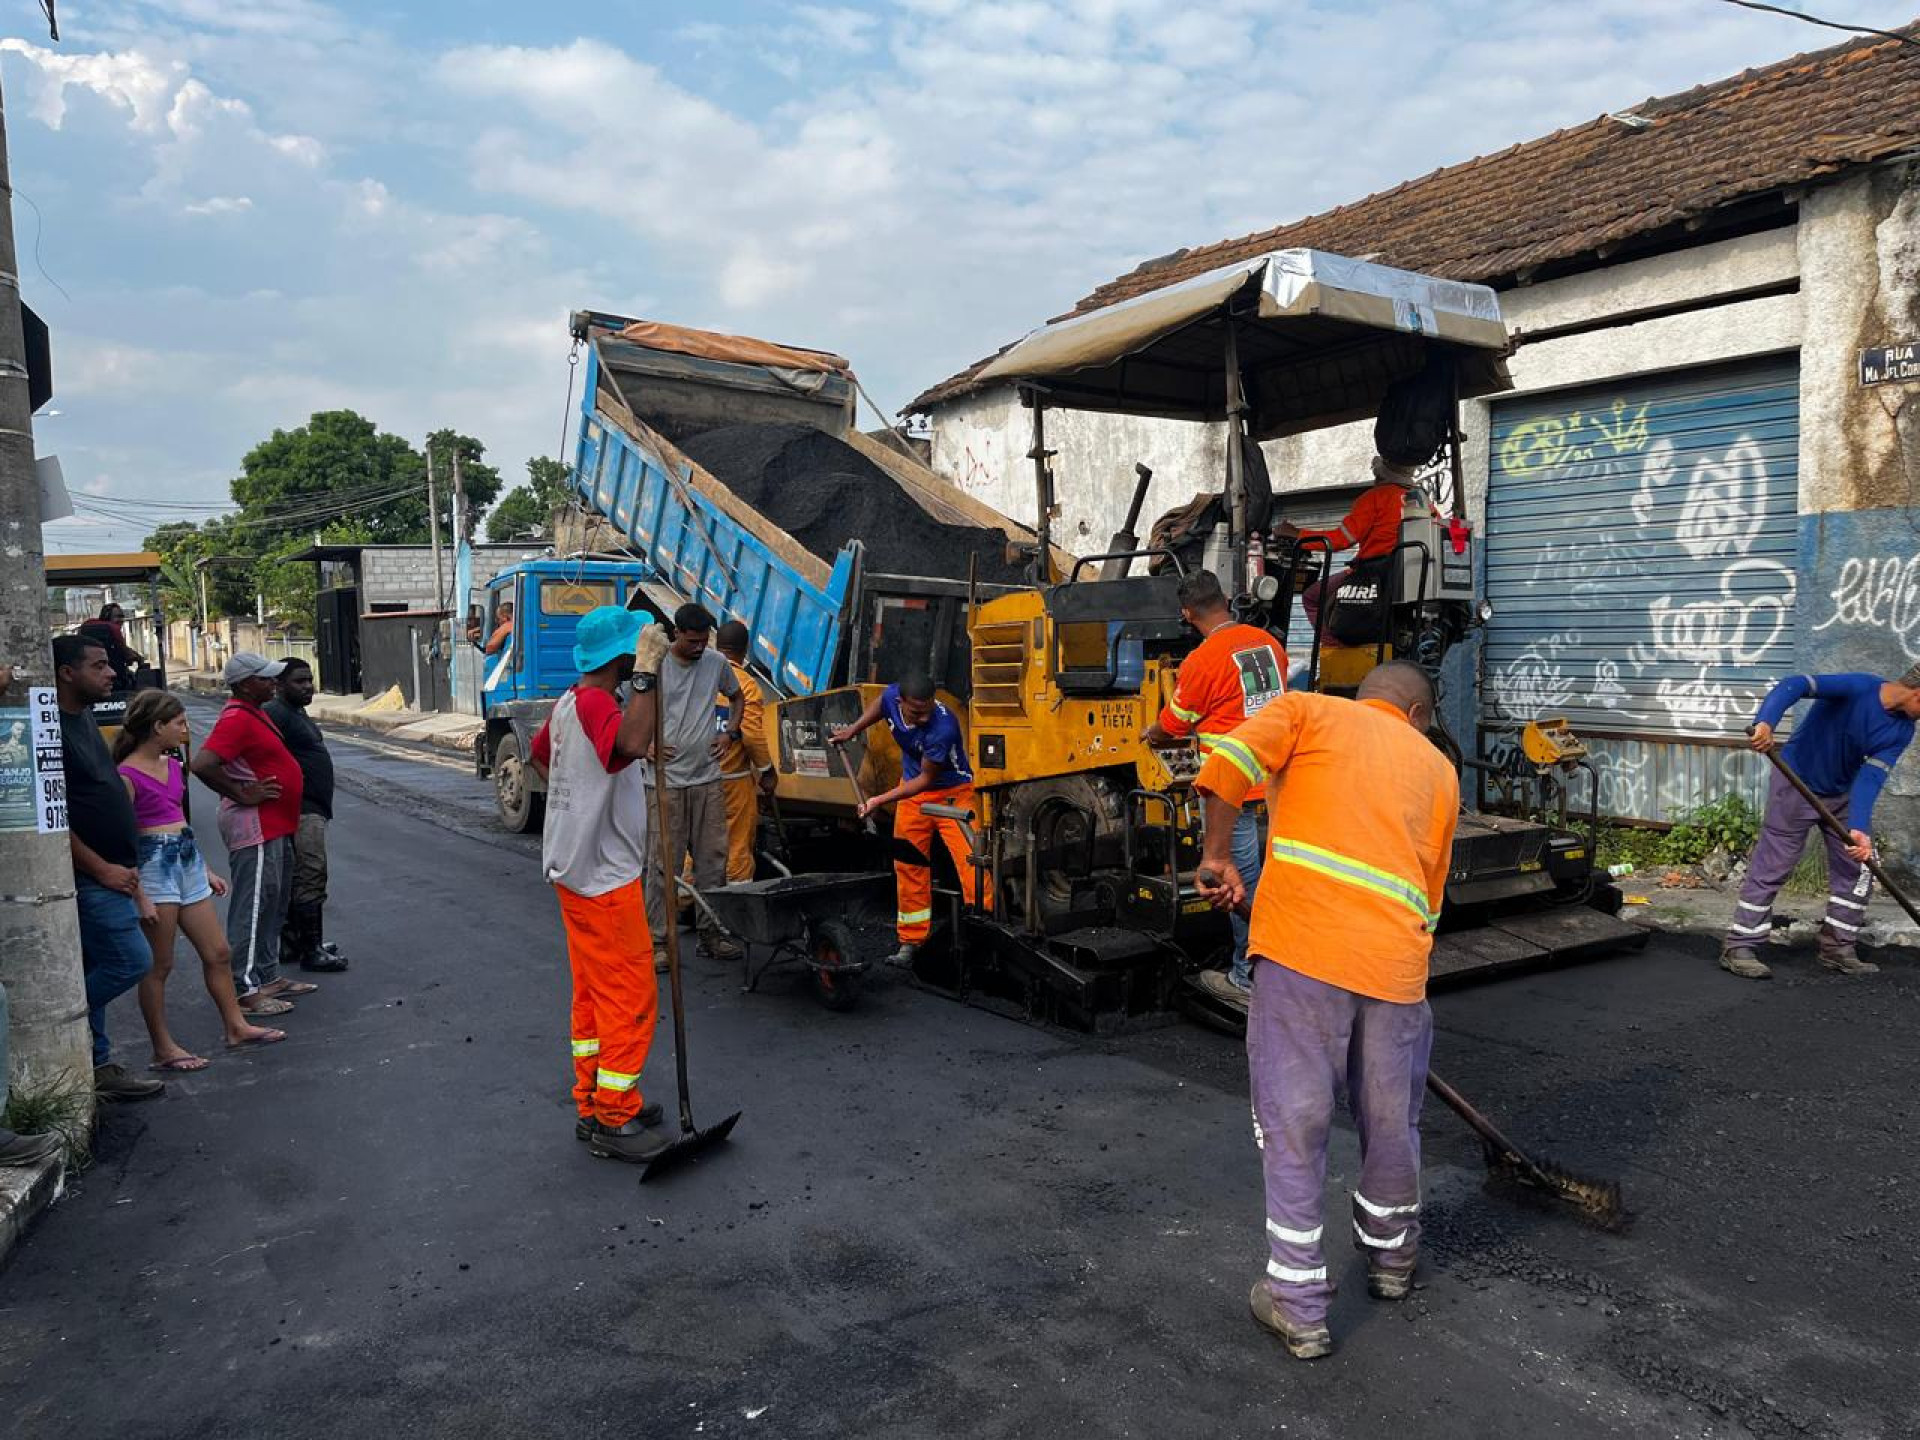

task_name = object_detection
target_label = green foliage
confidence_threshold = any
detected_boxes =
[1782,844,1829,898]
[485,455,571,542]
[1597,794,1762,870]
[145,412,508,626]
[3,1071,95,1170]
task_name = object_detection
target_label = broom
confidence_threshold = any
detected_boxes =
[1199,869,1626,1229]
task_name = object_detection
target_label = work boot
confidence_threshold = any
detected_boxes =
[699,933,744,962]
[587,1116,671,1163]
[93,1063,165,1102]
[1820,945,1879,976]
[1198,969,1250,1011]
[888,943,918,969]
[575,1102,663,1140]
[1367,1263,1414,1302]
[0,1129,63,1168]
[1718,947,1772,980]
[1248,1280,1333,1360]
[302,904,349,972]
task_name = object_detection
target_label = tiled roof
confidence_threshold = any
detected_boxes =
[908,23,1920,412]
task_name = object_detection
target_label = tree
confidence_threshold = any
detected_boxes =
[485,455,572,542]
[426,428,503,542]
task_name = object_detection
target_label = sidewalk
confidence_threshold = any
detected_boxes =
[1617,864,1920,951]
[180,673,484,756]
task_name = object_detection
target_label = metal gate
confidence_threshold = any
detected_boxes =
[1480,356,1798,822]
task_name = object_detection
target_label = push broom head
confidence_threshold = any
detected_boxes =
[1483,1139,1628,1231]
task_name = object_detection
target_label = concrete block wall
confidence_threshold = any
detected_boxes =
[358,547,442,611]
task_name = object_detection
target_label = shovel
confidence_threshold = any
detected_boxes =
[1749,729,1920,928]
[1197,867,1625,1229]
[831,738,879,835]
[641,665,741,1183]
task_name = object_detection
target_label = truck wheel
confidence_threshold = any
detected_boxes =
[494,731,545,834]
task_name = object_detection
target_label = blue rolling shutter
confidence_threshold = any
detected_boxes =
[1481,357,1798,822]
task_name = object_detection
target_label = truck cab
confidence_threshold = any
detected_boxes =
[472,556,665,832]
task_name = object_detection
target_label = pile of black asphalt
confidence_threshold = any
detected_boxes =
[681,423,1028,585]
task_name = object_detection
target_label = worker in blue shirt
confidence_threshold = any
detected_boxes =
[1722,669,1920,979]
[829,673,984,966]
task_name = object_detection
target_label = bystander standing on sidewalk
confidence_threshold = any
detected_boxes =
[266,659,349,974]
[49,637,165,1102]
[190,654,310,1017]
[114,691,287,1070]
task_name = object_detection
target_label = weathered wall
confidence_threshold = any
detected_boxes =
[1793,164,1920,877]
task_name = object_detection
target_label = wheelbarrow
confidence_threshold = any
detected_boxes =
[679,870,893,1011]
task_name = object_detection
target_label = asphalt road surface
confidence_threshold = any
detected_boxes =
[2,698,1915,1439]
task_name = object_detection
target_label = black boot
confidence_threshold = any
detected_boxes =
[302,902,348,972]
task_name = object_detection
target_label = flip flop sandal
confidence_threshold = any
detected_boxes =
[226,1029,288,1051]
[149,1055,210,1073]
[264,980,319,997]
[241,996,295,1016]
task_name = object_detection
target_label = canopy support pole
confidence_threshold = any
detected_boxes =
[1222,323,1250,597]
[1023,385,1055,586]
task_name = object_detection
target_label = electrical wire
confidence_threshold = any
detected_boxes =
[1713,0,1920,47]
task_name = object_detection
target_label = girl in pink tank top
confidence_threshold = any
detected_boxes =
[112,691,285,1068]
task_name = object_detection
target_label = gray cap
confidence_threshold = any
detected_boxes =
[224,651,287,685]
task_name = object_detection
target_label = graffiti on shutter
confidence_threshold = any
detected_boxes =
[1480,359,1797,821]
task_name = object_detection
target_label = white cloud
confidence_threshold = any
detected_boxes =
[14,0,1920,557]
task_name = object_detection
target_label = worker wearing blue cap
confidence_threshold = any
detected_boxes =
[527,605,670,1164]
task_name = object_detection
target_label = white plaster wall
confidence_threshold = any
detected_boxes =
[1797,167,1920,514]
[925,229,1807,555]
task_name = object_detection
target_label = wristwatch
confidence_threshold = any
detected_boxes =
[727,727,744,742]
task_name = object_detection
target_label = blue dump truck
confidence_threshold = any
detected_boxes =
[471,312,1048,832]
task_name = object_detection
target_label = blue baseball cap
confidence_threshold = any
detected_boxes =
[572,605,645,674]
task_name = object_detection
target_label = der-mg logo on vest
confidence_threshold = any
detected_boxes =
[1235,647,1285,712]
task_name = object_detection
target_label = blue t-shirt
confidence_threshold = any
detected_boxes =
[1755,673,1915,832]
[882,685,973,789]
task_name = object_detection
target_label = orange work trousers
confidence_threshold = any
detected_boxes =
[893,783,984,944]
[722,774,759,883]
[556,877,658,1127]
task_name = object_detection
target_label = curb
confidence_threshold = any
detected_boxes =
[0,1155,63,1270]
[180,676,482,757]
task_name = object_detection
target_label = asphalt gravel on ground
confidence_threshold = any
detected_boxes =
[1,698,1915,1439]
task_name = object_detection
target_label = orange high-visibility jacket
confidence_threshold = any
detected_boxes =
[715,662,772,781]
[1157,622,1288,758]
[1196,692,1459,1004]
[1293,481,1410,561]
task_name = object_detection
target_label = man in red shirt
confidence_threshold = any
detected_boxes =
[192,653,309,1015]
[1143,569,1287,1008]
[1277,455,1420,631]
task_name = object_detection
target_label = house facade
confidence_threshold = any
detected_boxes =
[908,27,1920,866]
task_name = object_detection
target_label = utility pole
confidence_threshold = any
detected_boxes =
[0,73,96,1101]
[451,441,469,548]
[425,438,445,613]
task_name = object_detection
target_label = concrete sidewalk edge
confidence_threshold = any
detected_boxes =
[0,1156,64,1273]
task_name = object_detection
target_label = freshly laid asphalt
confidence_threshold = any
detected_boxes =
[1,697,1915,1439]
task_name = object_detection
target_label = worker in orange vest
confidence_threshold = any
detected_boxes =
[1275,455,1421,631]
[829,673,982,966]
[1195,661,1459,1361]
[1143,569,1287,1010]
[712,621,776,882]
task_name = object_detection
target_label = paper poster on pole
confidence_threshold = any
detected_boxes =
[30,688,67,834]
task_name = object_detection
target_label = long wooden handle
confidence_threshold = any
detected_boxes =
[834,741,878,835]
[1757,741,1920,928]
[652,668,695,1132]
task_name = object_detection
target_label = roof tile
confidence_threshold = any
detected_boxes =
[909,24,1920,411]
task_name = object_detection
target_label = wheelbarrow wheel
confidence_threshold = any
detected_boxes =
[808,918,862,1012]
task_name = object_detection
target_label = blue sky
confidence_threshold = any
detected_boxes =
[9,0,1915,551]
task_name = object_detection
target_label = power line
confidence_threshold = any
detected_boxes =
[1713,0,1920,48]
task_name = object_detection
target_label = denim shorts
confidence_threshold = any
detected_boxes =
[137,828,214,907]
